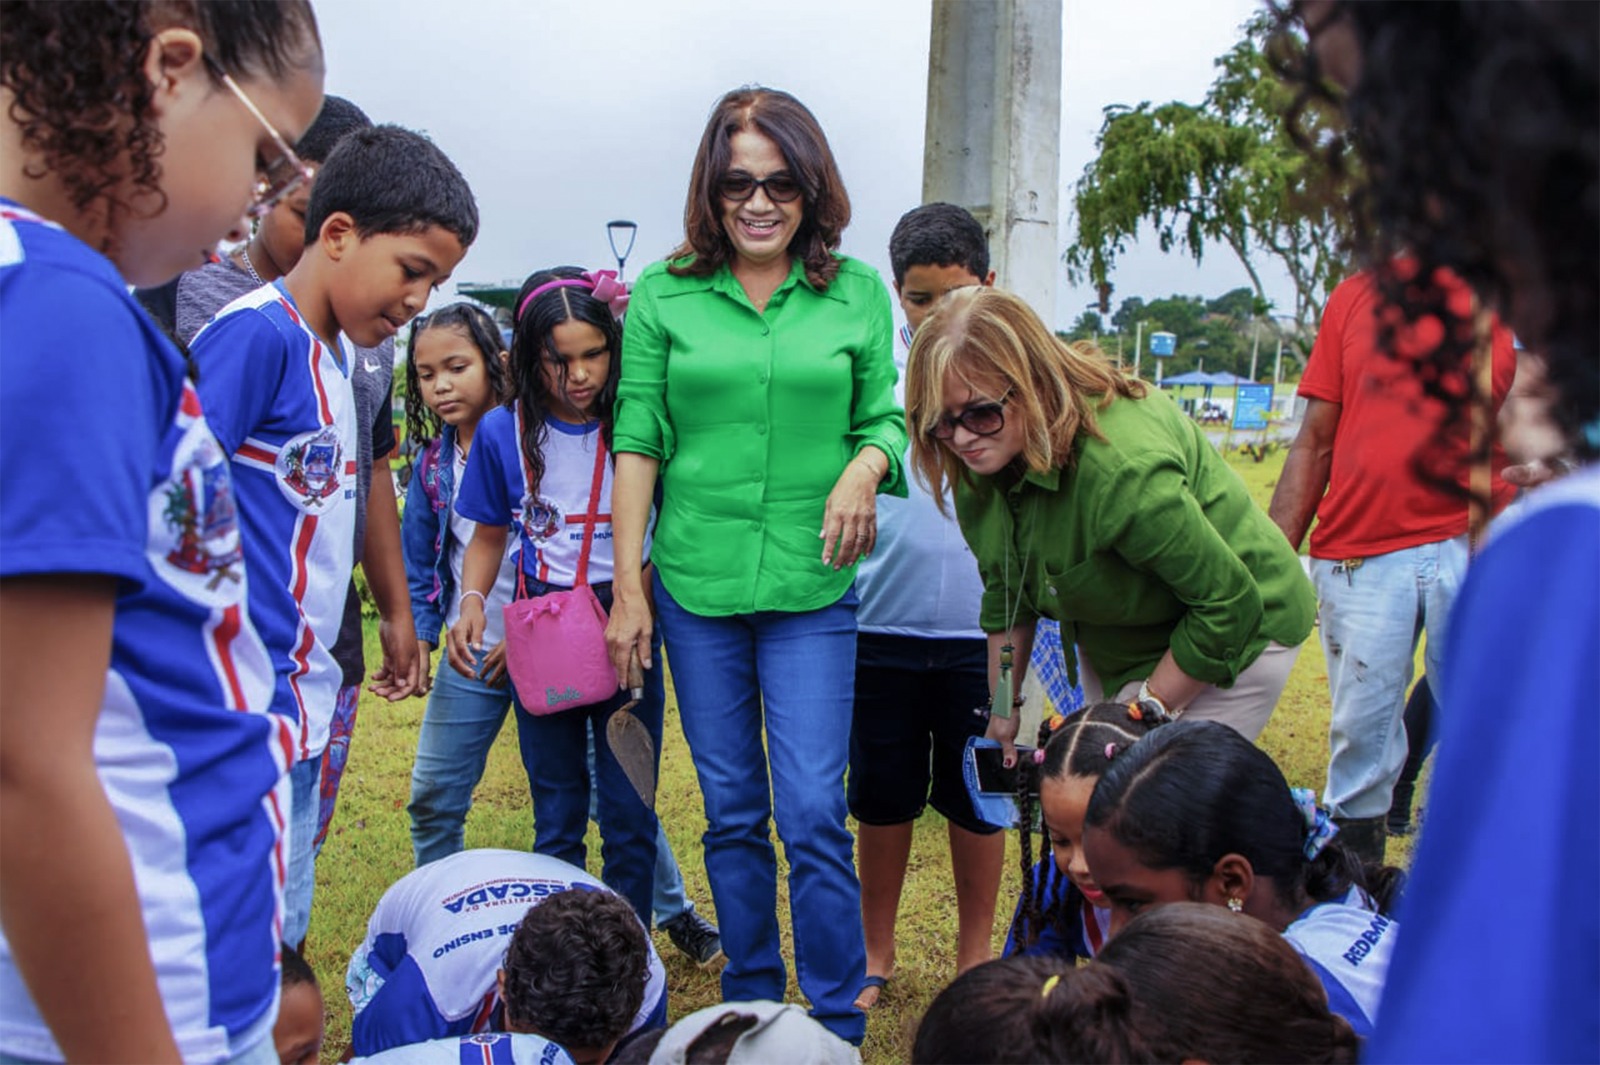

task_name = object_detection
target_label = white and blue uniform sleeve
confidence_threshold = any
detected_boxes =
[0,264,168,584]
[454,406,517,528]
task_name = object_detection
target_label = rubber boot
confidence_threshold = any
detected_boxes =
[1333,816,1388,866]
[1386,774,1417,837]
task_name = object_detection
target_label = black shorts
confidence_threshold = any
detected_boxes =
[847,632,999,835]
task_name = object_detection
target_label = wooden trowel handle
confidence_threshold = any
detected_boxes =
[626,653,645,700]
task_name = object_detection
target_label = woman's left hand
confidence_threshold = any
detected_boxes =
[820,457,881,569]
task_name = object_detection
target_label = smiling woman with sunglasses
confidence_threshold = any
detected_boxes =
[605,86,904,1046]
[904,287,1316,764]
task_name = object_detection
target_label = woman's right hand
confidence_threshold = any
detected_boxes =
[446,602,486,678]
[605,588,654,686]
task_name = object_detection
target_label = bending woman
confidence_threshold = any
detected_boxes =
[904,287,1315,761]
[604,86,905,1044]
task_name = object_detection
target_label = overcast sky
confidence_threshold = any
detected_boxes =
[315,0,1287,330]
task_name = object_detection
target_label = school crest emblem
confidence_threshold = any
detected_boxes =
[150,411,246,604]
[277,426,344,509]
[521,494,563,544]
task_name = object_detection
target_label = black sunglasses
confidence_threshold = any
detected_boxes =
[717,170,804,204]
[929,390,1013,441]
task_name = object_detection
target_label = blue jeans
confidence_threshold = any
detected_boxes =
[654,571,866,1044]
[516,581,665,926]
[282,755,320,948]
[408,648,524,867]
[586,729,694,926]
[1314,536,1468,819]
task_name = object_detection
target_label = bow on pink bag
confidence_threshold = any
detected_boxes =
[501,407,617,715]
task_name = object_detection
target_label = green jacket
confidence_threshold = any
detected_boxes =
[613,255,906,616]
[954,389,1315,693]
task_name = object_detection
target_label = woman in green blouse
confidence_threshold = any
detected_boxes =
[604,87,905,1044]
[904,287,1315,765]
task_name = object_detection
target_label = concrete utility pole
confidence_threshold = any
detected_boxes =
[923,0,1063,326]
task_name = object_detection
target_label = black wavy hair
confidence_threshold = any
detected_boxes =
[0,0,321,230]
[303,123,478,247]
[509,267,623,501]
[1273,0,1599,466]
[888,202,991,287]
[402,302,508,463]
[1086,719,1400,917]
[293,94,370,165]
[501,888,649,1052]
[911,954,1152,1064]
[1010,702,1162,955]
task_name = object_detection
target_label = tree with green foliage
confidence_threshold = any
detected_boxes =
[1064,12,1349,339]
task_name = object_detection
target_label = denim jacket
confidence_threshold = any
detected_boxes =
[402,426,460,646]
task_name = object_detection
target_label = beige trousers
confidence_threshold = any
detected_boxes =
[1079,640,1302,742]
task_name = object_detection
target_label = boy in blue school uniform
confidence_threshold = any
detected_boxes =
[192,124,477,949]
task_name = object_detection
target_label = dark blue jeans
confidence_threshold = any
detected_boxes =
[514,579,664,925]
[653,571,866,1044]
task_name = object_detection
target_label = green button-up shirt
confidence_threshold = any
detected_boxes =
[613,255,907,616]
[955,389,1315,693]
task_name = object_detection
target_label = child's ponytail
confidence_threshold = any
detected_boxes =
[911,955,1151,1064]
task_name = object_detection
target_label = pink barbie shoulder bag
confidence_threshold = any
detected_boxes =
[502,407,616,714]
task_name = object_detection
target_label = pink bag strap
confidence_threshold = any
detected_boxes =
[514,403,610,595]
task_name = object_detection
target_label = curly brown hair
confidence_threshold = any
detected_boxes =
[668,86,850,291]
[0,0,321,234]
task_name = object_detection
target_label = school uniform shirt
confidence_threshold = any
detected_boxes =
[350,1032,574,1065]
[192,280,359,761]
[1369,467,1600,1064]
[345,849,667,1057]
[0,201,291,1062]
[1281,892,1398,1041]
[455,406,651,588]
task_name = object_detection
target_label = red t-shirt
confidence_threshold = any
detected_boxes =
[1298,269,1517,559]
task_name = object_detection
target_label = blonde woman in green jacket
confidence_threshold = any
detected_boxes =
[904,287,1315,766]
[604,87,905,1045]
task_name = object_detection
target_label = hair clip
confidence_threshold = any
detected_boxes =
[1040,974,1061,999]
[1127,698,1172,725]
[1290,786,1340,860]
[1104,742,1118,761]
[1045,712,1067,733]
[1032,748,1046,765]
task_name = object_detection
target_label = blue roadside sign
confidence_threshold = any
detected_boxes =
[1233,384,1273,430]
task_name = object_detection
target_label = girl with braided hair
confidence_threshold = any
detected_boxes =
[1004,702,1163,960]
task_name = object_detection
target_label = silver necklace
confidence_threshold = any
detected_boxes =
[239,245,264,285]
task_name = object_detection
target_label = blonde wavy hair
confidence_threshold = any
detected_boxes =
[904,287,1146,510]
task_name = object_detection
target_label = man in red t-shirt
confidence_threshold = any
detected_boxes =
[1268,266,1516,862]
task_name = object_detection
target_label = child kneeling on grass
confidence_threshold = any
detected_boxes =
[346,849,665,1062]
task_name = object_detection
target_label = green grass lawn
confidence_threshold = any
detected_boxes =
[310,446,1415,1063]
